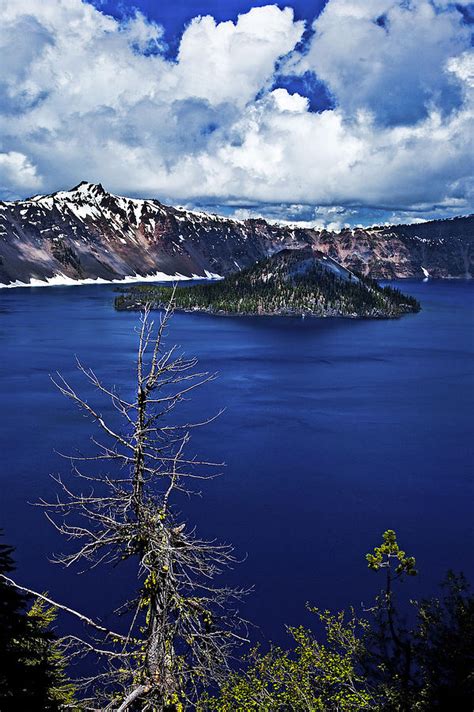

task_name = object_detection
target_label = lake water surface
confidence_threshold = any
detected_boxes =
[0,280,473,645]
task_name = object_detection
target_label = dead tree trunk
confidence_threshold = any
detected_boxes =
[3,296,248,709]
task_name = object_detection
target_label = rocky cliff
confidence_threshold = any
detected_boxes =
[314,217,473,279]
[0,182,472,286]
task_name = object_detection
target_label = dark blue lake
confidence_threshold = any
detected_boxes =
[0,280,473,646]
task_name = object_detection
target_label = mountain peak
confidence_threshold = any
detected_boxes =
[71,181,107,196]
[1,183,471,287]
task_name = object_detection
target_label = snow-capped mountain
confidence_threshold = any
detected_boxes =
[0,182,310,287]
[0,182,472,286]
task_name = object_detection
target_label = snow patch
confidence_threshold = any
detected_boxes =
[67,202,100,220]
[0,271,223,289]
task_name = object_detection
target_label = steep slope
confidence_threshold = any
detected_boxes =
[0,182,472,286]
[314,216,474,279]
[115,248,421,319]
[0,182,307,286]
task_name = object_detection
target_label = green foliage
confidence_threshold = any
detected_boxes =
[200,531,474,712]
[28,598,77,708]
[0,539,75,710]
[115,250,421,319]
[366,529,417,579]
[364,534,474,711]
[199,608,377,712]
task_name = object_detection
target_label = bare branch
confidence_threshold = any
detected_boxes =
[116,685,150,712]
[0,574,129,642]
[31,296,248,709]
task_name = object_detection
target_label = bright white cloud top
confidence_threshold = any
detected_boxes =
[0,0,472,226]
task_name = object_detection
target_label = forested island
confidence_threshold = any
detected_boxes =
[115,248,421,318]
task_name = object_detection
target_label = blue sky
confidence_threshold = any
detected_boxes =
[95,0,334,112]
[0,0,472,228]
[95,0,327,50]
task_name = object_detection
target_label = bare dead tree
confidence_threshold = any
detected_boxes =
[1,296,248,710]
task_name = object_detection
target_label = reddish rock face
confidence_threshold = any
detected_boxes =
[310,222,474,279]
[0,182,472,285]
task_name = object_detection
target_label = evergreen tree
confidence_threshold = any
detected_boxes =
[364,536,474,712]
[115,249,420,319]
[0,538,74,710]
[28,598,77,709]
[414,572,474,711]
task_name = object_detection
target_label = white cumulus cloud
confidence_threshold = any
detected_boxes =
[0,0,472,225]
[0,151,41,195]
[291,0,471,126]
[173,7,304,107]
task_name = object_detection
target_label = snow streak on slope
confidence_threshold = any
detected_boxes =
[0,182,472,286]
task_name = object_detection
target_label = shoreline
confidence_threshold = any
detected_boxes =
[115,301,417,320]
[0,270,223,290]
[0,272,469,291]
